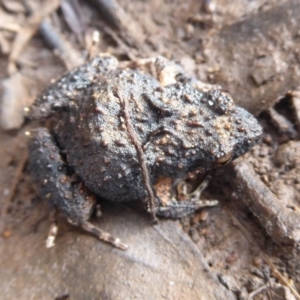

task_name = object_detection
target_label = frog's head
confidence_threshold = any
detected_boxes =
[192,90,262,170]
[149,88,262,177]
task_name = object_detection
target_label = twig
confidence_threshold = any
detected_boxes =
[88,0,147,53]
[8,0,60,74]
[114,91,158,222]
[264,256,300,300]
[39,19,84,70]
[102,26,138,60]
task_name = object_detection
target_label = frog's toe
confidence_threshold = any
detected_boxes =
[81,221,128,250]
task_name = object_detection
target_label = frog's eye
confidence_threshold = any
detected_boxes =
[220,90,232,98]
[216,151,232,166]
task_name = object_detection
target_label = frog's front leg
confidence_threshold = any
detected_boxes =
[28,127,127,250]
[152,177,218,218]
[153,199,217,218]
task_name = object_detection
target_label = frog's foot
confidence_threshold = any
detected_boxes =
[151,176,218,219]
[28,127,127,250]
[46,214,128,250]
[153,198,218,219]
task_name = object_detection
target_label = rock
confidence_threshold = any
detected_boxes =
[0,202,235,300]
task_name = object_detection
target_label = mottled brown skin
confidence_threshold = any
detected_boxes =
[27,54,262,248]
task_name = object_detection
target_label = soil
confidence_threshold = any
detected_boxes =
[1,1,300,299]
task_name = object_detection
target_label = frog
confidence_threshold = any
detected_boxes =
[26,54,262,250]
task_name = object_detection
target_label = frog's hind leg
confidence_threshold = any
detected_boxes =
[81,221,127,250]
[28,127,127,250]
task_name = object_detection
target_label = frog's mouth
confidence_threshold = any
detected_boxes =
[214,151,233,167]
[232,134,261,160]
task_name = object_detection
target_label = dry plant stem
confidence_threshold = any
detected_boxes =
[8,0,60,74]
[102,26,138,60]
[247,283,270,300]
[264,256,300,300]
[226,208,300,300]
[0,150,28,233]
[39,20,66,57]
[90,0,146,52]
[0,23,20,32]
[89,0,120,29]
[60,0,85,44]
[39,19,83,70]
[114,91,158,222]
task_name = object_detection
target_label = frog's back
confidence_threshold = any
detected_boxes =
[54,68,162,202]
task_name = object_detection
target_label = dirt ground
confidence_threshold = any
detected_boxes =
[1,0,300,299]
